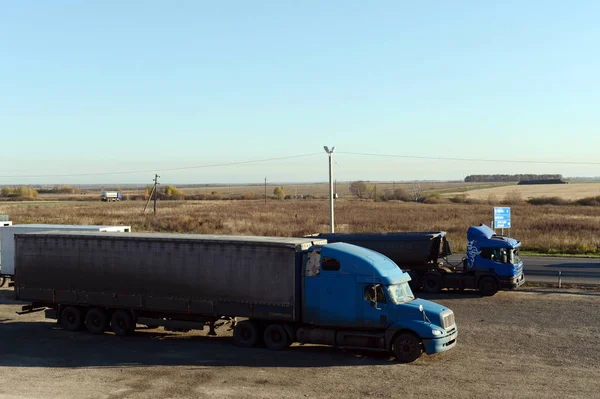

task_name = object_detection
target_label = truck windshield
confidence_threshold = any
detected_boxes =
[387,283,415,304]
[510,248,521,264]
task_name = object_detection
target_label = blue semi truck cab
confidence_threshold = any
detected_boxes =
[300,242,457,362]
[466,224,524,292]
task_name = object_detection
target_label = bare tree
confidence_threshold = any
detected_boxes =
[409,183,423,202]
[349,181,368,199]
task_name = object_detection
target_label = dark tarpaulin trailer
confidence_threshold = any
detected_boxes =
[15,231,325,322]
[309,231,451,269]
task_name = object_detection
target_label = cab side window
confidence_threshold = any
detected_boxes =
[480,248,492,260]
[322,257,340,271]
[364,285,387,304]
[479,248,507,263]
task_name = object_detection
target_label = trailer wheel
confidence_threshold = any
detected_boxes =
[263,324,291,351]
[85,308,109,334]
[478,276,499,296]
[61,306,83,331]
[111,310,135,336]
[392,332,423,363]
[233,320,260,348]
[422,272,442,293]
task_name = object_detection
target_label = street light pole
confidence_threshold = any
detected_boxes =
[324,146,336,233]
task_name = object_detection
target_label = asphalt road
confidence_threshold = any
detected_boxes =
[447,254,600,286]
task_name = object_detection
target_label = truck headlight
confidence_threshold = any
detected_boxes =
[432,329,443,336]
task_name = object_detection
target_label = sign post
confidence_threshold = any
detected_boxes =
[493,207,511,235]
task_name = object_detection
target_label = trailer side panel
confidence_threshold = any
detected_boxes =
[15,233,314,322]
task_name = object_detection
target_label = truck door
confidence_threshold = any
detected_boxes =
[361,284,390,328]
[303,254,357,327]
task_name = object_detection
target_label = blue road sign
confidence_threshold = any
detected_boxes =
[494,207,511,229]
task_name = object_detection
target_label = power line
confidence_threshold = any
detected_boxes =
[338,151,600,166]
[1,150,598,179]
[0,153,322,178]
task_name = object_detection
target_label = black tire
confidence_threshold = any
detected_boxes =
[263,324,291,351]
[393,332,423,363]
[84,308,109,334]
[478,276,499,296]
[422,272,442,293]
[111,310,135,336]
[233,320,260,348]
[61,306,83,331]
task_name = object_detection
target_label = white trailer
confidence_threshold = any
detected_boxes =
[101,191,122,201]
[0,220,131,286]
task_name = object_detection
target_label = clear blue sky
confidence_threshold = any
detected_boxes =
[1,1,599,184]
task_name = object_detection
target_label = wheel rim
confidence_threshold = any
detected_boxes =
[397,339,418,359]
[481,278,495,293]
[241,327,252,341]
[270,330,282,343]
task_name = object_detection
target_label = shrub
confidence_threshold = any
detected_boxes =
[0,186,38,199]
[273,187,285,200]
[502,190,523,205]
[423,194,443,204]
[575,196,600,206]
[393,188,411,201]
[449,194,468,204]
[164,185,185,200]
[527,196,571,206]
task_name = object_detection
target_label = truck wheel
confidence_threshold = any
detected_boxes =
[85,308,109,334]
[478,276,499,296]
[263,324,291,351]
[111,310,135,336]
[393,332,423,363]
[61,306,83,331]
[233,320,259,348]
[422,272,442,293]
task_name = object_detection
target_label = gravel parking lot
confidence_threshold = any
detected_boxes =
[1,287,599,399]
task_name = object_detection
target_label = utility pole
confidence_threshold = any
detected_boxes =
[324,146,336,233]
[264,177,267,205]
[142,173,160,215]
[153,174,160,216]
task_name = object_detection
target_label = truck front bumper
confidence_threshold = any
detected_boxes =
[501,272,525,290]
[423,328,458,355]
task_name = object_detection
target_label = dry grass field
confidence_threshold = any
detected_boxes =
[177,181,504,199]
[6,181,504,202]
[459,182,600,201]
[2,199,600,254]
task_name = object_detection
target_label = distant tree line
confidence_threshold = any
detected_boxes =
[0,186,38,199]
[464,174,563,183]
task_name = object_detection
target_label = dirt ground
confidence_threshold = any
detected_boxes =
[1,287,599,399]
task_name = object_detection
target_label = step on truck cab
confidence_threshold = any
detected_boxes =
[14,231,457,363]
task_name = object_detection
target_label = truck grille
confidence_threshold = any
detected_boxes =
[441,311,455,330]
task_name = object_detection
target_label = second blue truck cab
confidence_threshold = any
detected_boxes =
[466,224,525,292]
